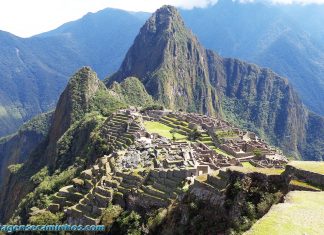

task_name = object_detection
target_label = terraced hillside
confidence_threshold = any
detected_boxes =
[93,112,142,153]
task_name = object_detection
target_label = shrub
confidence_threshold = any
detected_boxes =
[141,104,164,112]
[29,211,63,225]
[188,128,202,141]
[101,204,123,228]
[245,202,256,219]
[253,149,263,158]
[7,163,24,174]
[110,211,143,235]
[147,208,168,232]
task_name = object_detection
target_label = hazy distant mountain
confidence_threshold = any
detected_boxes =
[180,0,324,115]
[0,9,148,137]
[0,30,70,137]
[1,1,324,137]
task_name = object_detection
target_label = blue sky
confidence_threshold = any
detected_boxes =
[0,0,323,37]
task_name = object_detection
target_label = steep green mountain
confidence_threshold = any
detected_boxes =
[109,77,155,107]
[180,0,324,115]
[108,5,324,161]
[0,67,155,223]
[0,112,53,186]
[108,6,221,115]
[0,9,148,137]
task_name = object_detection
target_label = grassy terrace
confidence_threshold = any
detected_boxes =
[143,121,187,141]
[288,161,324,175]
[242,161,255,169]
[213,147,234,158]
[290,180,321,191]
[228,166,284,175]
[160,115,191,133]
[245,191,324,235]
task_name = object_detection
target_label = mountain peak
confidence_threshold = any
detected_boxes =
[48,66,102,143]
[154,5,181,22]
[108,5,220,115]
[144,5,185,35]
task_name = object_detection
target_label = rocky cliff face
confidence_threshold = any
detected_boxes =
[213,57,309,156]
[109,6,221,116]
[108,5,324,160]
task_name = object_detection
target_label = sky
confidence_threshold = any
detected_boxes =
[0,0,324,37]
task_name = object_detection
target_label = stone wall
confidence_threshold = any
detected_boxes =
[284,165,324,188]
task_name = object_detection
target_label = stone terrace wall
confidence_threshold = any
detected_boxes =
[284,165,324,188]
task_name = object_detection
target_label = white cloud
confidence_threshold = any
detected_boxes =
[0,0,323,37]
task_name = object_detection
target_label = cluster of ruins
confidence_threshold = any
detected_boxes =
[45,108,288,225]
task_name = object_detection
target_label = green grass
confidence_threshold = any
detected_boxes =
[143,121,187,141]
[242,162,255,169]
[245,191,324,235]
[229,166,284,175]
[288,161,324,175]
[214,147,234,158]
[290,180,321,191]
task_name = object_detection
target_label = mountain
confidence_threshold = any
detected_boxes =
[0,67,154,222]
[0,9,148,137]
[0,30,68,137]
[2,2,324,137]
[108,6,221,115]
[180,0,324,115]
[0,112,53,186]
[0,7,323,233]
[108,5,324,161]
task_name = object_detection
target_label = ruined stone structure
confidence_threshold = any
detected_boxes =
[45,108,289,225]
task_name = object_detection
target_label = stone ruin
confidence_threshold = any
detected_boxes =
[45,108,289,225]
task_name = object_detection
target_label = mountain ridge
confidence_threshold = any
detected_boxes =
[1,2,324,137]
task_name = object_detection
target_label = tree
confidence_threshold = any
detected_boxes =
[189,128,201,141]
[110,211,143,235]
[29,211,62,225]
[253,149,262,159]
[170,129,176,141]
